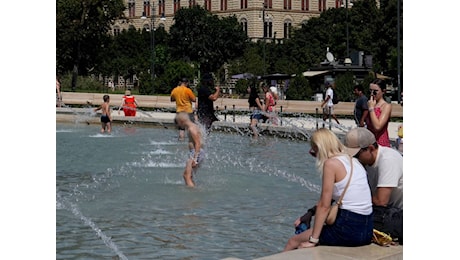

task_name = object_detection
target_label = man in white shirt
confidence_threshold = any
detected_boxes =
[344,127,403,244]
[321,82,340,125]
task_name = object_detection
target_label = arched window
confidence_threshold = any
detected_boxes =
[143,1,151,17]
[284,19,292,39]
[113,26,121,36]
[240,18,248,35]
[143,24,150,31]
[264,18,273,38]
[128,0,135,17]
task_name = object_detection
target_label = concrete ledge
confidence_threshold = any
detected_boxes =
[223,244,403,260]
[60,92,403,117]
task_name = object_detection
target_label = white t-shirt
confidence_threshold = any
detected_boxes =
[366,146,403,209]
[325,87,334,107]
[333,155,373,215]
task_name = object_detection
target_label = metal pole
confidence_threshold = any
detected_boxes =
[151,4,155,94]
[346,0,349,58]
[263,3,266,75]
[397,0,401,104]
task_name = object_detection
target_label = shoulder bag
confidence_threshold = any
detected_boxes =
[326,155,353,225]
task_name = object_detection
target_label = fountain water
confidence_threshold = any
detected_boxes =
[56,122,321,259]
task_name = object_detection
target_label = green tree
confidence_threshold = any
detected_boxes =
[168,5,248,74]
[156,61,197,94]
[334,72,355,102]
[56,0,125,91]
[285,74,312,100]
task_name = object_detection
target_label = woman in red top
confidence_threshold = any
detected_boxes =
[119,90,138,117]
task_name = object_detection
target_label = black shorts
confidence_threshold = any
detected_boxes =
[101,115,110,123]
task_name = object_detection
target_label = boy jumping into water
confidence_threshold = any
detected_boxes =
[94,95,112,133]
[175,112,205,187]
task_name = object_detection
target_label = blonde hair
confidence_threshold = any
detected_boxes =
[310,128,346,174]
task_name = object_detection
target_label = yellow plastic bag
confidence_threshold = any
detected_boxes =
[372,229,393,246]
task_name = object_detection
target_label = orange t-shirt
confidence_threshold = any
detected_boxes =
[170,86,196,113]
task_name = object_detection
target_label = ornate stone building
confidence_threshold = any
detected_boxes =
[113,0,364,41]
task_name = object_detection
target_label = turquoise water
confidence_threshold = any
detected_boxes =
[56,122,321,259]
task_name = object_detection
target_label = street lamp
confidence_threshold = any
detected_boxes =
[341,0,353,58]
[142,2,165,94]
[261,2,268,75]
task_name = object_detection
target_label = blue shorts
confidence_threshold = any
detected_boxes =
[189,149,205,164]
[250,110,265,121]
[319,208,373,246]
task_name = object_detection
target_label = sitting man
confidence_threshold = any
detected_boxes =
[344,127,403,244]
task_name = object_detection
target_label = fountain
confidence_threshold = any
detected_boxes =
[56,121,322,259]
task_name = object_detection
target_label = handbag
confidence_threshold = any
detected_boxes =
[325,155,353,225]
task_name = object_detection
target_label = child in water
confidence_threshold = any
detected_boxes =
[94,95,112,133]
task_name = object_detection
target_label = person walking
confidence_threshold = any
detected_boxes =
[283,128,373,251]
[247,84,265,139]
[118,89,138,117]
[56,77,62,107]
[321,82,340,125]
[353,84,369,127]
[365,79,392,147]
[262,83,278,125]
[175,112,205,188]
[197,73,220,133]
[171,78,196,140]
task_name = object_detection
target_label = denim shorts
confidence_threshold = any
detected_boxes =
[319,208,373,246]
[250,110,265,120]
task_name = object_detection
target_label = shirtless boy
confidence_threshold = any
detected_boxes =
[94,95,112,133]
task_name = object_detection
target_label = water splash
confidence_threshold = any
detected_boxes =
[57,194,128,260]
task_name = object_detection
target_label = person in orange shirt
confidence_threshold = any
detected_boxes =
[171,78,196,140]
[118,89,138,117]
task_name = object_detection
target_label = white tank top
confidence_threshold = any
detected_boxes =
[333,155,372,215]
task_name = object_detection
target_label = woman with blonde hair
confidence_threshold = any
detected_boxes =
[283,128,373,251]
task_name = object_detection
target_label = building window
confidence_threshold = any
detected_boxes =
[319,0,326,11]
[336,0,343,8]
[283,0,292,10]
[204,0,211,11]
[264,0,272,9]
[158,0,165,15]
[174,0,180,12]
[240,18,248,35]
[113,26,121,36]
[143,1,151,17]
[301,0,309,11]
[189,0,196,8]
[128,0,135,17]
[143,24,150,31]
[284,20,292,39]
[264,19,272,38]
[221,0,227,10]
[240,0,247,9]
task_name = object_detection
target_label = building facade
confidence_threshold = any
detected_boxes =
[113,0,364,41]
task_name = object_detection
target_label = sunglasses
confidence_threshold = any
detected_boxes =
[353,148,367,158]
[370,89,378,95]
[309,148,317,158]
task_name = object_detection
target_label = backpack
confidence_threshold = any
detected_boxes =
[332,90,340,104]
